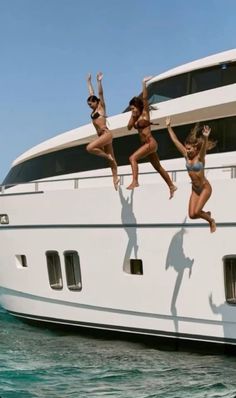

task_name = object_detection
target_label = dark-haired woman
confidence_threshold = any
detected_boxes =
[86,72,119,190]
[127,76,177,198]
[166,117,216,233]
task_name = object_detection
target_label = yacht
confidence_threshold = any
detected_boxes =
[0,49,236,352]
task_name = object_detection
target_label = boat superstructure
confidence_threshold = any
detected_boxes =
[0,49,236,351]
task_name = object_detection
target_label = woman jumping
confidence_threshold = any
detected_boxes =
[126,76,177,199]
[166,117,216,233]
[86,72,119,190]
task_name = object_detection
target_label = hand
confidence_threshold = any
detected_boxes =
[87,73,92,81]
[202,125,211,137]
[143,76,153,84]
[97,72,103,81]
[166,117,171,127]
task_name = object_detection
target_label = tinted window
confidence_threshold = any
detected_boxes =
[2,116,236,185]
[64,251,82,291]
[145,62,236,105]
[147,73,188,104]
[46,251,63,290]
[221,62,236,85]
[191,67,222,93]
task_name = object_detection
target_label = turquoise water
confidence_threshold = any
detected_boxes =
[1,307,236,398]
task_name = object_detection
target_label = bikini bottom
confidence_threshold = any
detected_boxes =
[192,184,203,195]
[192,179,210,196]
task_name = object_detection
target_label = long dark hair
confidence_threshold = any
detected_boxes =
[129,96,144,113]
[87,95,100,103]
[129,96,158,113]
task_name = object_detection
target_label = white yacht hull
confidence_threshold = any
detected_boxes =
[0,156,236,350]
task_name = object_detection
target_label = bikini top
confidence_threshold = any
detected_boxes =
[134,119,159,129]
[185,160,204,172]
[91,111,102,120]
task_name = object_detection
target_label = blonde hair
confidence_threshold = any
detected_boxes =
[185,123,217,151]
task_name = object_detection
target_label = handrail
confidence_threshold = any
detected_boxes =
[0,164,235,194]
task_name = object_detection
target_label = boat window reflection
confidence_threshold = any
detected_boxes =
[3,116,236,185]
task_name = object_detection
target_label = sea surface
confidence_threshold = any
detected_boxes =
[1,307,236,398]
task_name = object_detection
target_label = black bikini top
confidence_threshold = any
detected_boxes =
[91,111,102,120]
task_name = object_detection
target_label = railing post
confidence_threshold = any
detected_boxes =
[0,185,5,194]
[231,166,236,179]
[74,179,79,189]
[35,182,39,192]
[171,171,177,183]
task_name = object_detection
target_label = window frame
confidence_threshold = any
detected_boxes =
[223,255,236,305]
[64,250,82,291]
[130,259,143,275]
[46,250,63,290]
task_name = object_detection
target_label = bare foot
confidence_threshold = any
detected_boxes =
[209,218,216,233]
[169,185,177,199]
[113,177,120,191]
[126,182,139,190]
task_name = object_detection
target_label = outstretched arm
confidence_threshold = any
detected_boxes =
[198,125,211,162]
[166,117,186,156]
[87,73,94,96]
[97,72,106,110]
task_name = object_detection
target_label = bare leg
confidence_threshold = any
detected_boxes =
[86,132,113,161]
[127,143,154,190]
[104,143,120,190]
[188,183,216,233]
[148,153,177,199]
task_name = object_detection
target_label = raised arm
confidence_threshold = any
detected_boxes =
[142,76,152,119]
[96,72,106,109]
[166,117,187,157]
[198,125,211,162]
[87,73,94,96]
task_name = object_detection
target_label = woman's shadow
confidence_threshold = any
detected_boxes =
[165,217,194,332]
[119,187,138,272]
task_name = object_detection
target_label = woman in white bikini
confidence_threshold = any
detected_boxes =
[126,76,177,199]
[166,117,216,233]
[86,72,119,190]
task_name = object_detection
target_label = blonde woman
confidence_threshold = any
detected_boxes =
[166,117,216,233]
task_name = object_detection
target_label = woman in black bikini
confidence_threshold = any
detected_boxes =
[127,76,177,199]
[86,72,119,190]
[166,117,216,233]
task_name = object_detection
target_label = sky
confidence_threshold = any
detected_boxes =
[0,0,235,181]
